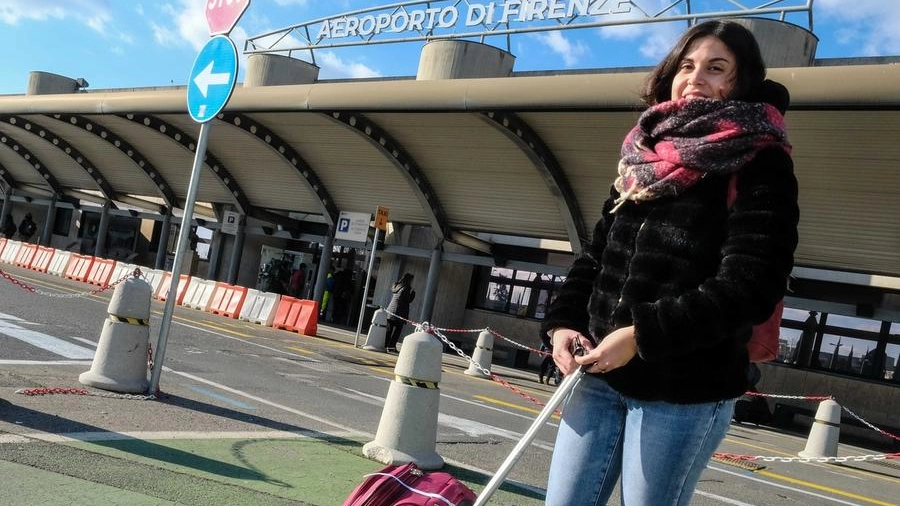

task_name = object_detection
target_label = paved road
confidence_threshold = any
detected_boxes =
[0,264,898,505]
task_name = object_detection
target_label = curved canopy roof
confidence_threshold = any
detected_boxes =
[0,63,899,279]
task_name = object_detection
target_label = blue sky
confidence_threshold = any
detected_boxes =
[1,0,898,94]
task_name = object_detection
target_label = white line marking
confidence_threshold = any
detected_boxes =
[163,367,371,438]
[0,319,95,359]
[0,360,92,365]
[68,336,98,347]
[708,465,863,506]
[694,490,755,505]
[0,430,360,444]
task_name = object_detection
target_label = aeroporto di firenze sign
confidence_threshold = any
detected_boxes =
[245,1,812,52]
[317,0,632,40]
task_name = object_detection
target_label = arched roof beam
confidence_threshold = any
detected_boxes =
[219,112,338,226]
[0,162,20,191]
[481,111,586,255]
[119,113,251,215]
[49,114,178,210]
[0,132,63,197]
[325,111,450,241]
[1,115,118,203]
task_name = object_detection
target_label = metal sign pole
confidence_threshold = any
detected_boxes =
[354,227,381,347]
[148,121,212,395]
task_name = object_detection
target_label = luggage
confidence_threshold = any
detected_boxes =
[343,462,476,506]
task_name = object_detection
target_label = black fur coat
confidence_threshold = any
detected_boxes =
[542,147,799,403]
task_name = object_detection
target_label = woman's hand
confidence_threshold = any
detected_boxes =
[549,328,593,376]
[575,325,637,374]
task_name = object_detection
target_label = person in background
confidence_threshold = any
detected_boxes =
[384,272,415,353]
[541,20,799,505]
[538,342,555,384]
[290,263,307,298]
[17,213,37,242]
[320,270,334,320]
[2,214,16,239]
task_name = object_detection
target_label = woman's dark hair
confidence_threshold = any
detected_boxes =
[641,20,766,105]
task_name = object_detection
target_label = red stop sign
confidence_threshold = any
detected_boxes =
[205,0,251,36]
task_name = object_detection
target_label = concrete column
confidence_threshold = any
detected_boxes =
[94,201,111,257]
[313,231,335,305]
[0,188,11,232]
[730,18,817,67]
[226,225,245,285]
[417,40,515,80]
[243,54,319,87]
[418,244,443,322]
[155,211,172,270]
[206,230,224,280]
[40,197,56,246]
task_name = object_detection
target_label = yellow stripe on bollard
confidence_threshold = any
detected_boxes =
[395,375,439,389]
[108,315,150,326]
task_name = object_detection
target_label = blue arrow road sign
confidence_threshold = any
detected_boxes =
[187,35,238,123]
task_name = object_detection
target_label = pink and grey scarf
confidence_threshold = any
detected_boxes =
[612,98,790,211]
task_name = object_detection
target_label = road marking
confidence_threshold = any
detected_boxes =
[285,346,314,355]
[710,464,868,506]
[164,367,370,438]
[0,319,95,359]
[472,394,560,421]
[0,360,92,365]
[757,469,892,506]
[693,490,754,506]
[0,430,359,444]
[188,385,256,410]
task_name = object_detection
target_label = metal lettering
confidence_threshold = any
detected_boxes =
[501,0,523,23]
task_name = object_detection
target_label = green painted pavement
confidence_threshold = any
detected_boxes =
[0,435,545,505]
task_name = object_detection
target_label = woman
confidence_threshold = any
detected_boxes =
[541,20,799,505]
[385,272,415,352]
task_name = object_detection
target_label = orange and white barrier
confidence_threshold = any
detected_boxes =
[0,238,6,258]
[14,243,37,268]
[141,269,166,297]
[29,246,56,273]
[272,296,318,336]
[182,278,216,311]
[64,254,95,282]
[157,272,191,306]
[207,282,248,319]
[239,289,282,326]
[86,258,117,286]
[111,262,139,283]
[47,250,72,276]
[0,240,19,264]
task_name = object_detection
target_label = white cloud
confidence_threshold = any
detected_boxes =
[816,0,900,55]
[317,51,381,79]
[0,0,112,32]
[535,31,588,67]
[154,1,208,51]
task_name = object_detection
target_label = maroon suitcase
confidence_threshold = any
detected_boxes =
[342,462,476,506]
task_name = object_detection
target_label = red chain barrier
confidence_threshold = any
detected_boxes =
[0,268,37,292]
[17,387,90,396]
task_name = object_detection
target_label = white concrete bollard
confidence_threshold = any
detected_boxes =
[79,276,152,394]
[363,330,444,470]
[363,309,388,352]
[798,399,841,459]
[464,329,493,378]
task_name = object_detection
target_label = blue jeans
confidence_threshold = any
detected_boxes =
[545,374,735,506]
